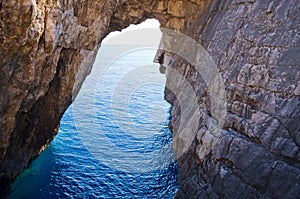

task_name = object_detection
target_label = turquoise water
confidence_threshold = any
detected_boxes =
[4,46,178,198]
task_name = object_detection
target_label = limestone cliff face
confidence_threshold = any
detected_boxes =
[163,1,300,198]
[0,0,299,198]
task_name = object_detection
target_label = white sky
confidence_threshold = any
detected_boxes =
[102,19,161,45]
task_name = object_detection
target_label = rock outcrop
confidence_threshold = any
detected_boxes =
[0,0,299,198]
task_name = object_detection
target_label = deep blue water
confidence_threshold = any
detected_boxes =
[5,46,178,198]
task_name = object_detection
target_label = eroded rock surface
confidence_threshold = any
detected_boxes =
[0,0,299,198]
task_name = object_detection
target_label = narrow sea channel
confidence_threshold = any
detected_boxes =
[6,46,179,198]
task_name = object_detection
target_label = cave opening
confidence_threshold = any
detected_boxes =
[6,19,179,198]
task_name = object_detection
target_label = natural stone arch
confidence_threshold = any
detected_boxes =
[0,0,210,182]
[1,0,300,198]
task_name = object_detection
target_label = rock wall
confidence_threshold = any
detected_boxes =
[162,0,300,198]
[0,0,299,198]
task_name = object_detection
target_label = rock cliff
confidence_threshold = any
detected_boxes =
[0,0,299,198]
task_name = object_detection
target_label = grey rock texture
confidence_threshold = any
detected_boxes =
[0,0,299,198]
[162,0,300,198]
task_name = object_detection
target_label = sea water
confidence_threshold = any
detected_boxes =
[5,46,178,198]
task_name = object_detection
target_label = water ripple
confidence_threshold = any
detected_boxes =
[5,47,178,198]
